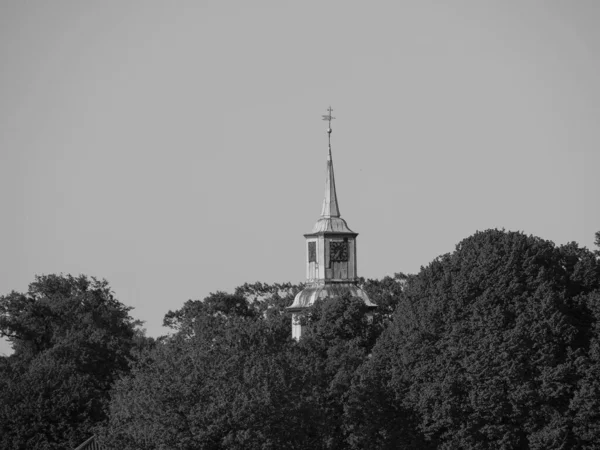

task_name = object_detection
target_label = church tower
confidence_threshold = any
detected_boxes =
[288,108,375,340]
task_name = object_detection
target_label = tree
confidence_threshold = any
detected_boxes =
[99,313,313,449]
[163,291,257,334]
[361,273,406,324]
[344,333,433,449]
[0,274,141,449]
[100,286,381,449]
[290,294,381,448]
[101,282,316,449]
[351,230,600,449]
[570,290,600,449]
[0,352,104,449]
[163,282,302,337]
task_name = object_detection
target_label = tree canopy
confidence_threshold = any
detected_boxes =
[0,274,143,449]
[100,283,310,449]
[350,230,600,449]
[3,229,600,449]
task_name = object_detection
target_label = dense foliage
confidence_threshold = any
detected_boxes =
[350,230,600,449]
[0,275,144,449]
[2,230,600,449]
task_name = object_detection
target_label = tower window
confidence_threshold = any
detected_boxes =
[308,242,316,262]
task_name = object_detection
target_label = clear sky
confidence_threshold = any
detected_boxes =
[1,1,599,355]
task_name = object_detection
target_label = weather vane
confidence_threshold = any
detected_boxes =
[322,106,335,153]
[322,106,335,133]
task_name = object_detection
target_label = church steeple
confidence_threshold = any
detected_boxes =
[311,107,354,234]
[288,107,376,340]
[320,106,340,219]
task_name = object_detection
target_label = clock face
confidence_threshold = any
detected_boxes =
[330,241,348,262]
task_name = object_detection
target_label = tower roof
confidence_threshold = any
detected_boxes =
[312,107,354,234]
[289,283,377,311]
[320,143,340,218]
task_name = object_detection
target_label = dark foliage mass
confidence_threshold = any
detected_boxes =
[0,275,146,449]
[2,230,600,449]
[352,230,600,449]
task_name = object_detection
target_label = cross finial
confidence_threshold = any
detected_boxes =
[322,106,335,156]
[322,106,335,132]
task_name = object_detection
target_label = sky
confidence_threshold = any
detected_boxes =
[1,1,599,355]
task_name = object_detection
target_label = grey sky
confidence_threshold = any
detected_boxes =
[1,1,599,355]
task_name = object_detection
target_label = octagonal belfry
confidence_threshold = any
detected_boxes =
[288,108,376,340]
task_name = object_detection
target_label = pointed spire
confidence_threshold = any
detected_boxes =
[320,107,340,218]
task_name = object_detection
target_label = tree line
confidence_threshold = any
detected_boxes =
[1,229,600,449]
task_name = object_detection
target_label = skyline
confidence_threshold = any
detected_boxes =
[2,2,600,355]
